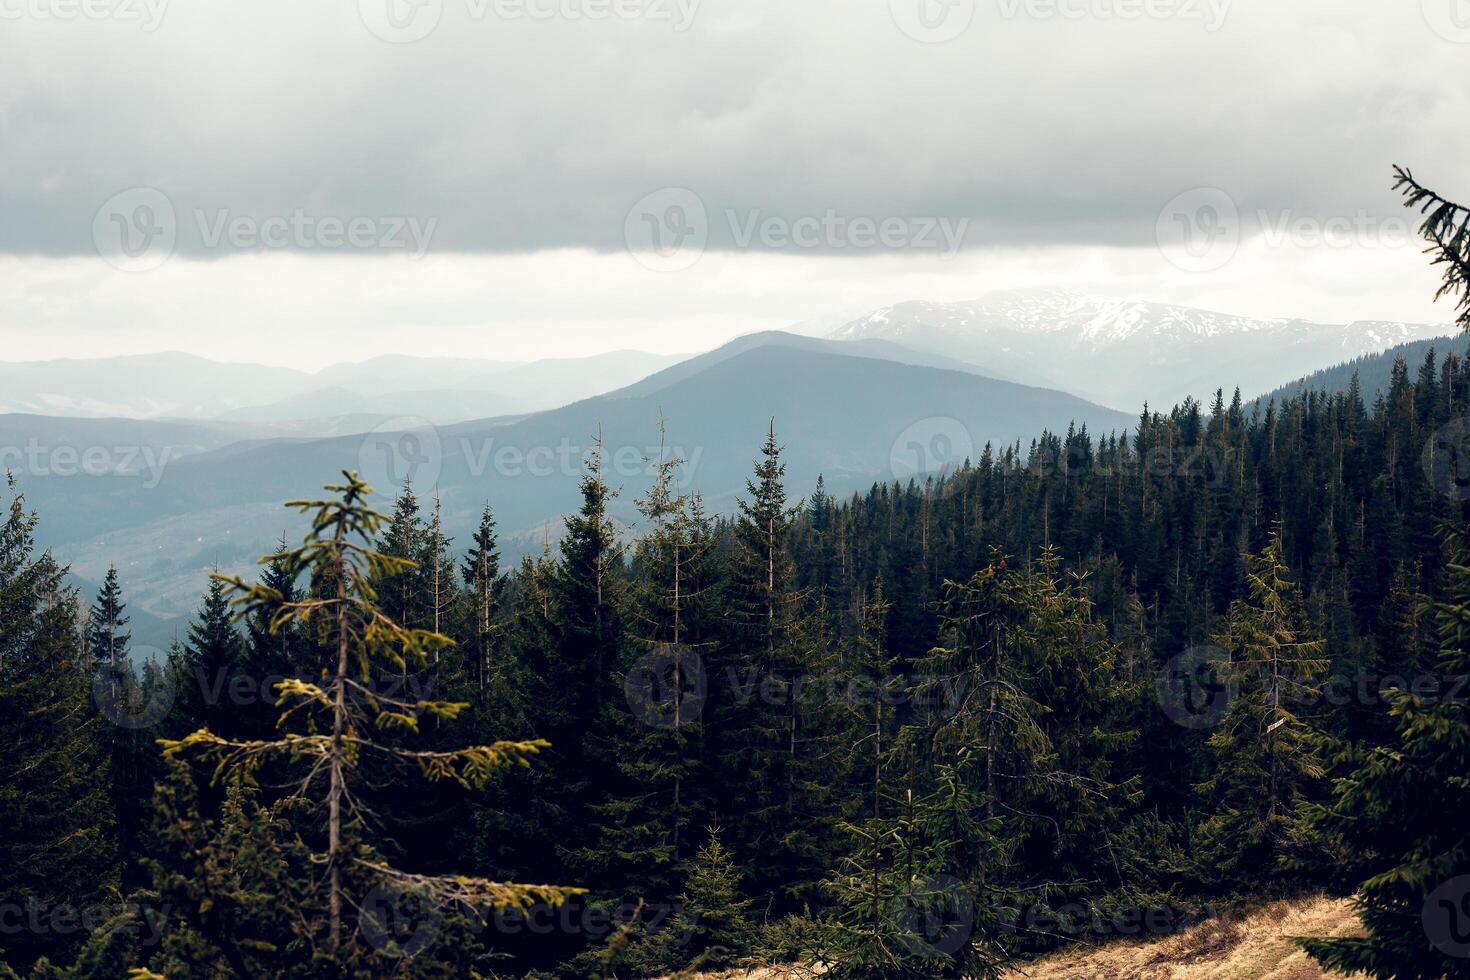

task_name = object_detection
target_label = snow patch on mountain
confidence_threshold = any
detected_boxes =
[832,288,1445,352]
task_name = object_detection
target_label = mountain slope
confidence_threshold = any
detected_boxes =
[0,352,313,418]
[0,349,685,423]
[830,289,1451,410]
[1251,334,1466,407]
[13,336,1130,622]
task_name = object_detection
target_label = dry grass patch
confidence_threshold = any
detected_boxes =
[1000,894,1362,980]
[669,894,1363,980]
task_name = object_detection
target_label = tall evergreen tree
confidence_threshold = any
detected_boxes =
[170,573,246,739]
[462,503,505,692]
[1194,531,1328,892]
[162,472,578,968]
[581,425,715,901]
[715,420,826,910]
[1302,524,1470,977]
[0,479,119,971]
[86,564,158,887]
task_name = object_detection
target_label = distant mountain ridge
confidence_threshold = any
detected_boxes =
[0,349,685,426]
[829,289,1450,410]
[11,332,1129,632]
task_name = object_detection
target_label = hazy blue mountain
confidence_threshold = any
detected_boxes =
[216,387,525,426]
[0,349,686,424]
[0,352,312,418]
[10,334,1129,625]
[608,330,1002,400]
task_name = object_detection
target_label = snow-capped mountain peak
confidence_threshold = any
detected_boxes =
[826,289,1454,410]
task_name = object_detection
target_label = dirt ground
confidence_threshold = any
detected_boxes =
[671,894,1362,980]
[995,894,1361,980]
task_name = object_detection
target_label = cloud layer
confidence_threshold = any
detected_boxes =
[3,0,1466,258]
[0,0,1465,364]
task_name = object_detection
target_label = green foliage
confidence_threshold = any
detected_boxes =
[157,471,578,968]
[0,477,120,971]
[1194,530,1329,893]
[1301,524,1470,978]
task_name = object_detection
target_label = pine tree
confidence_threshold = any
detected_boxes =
[462,503,505,692]
[715,420,825,910]
[825,781,1003,979]
[580,423,714,900]
[1302,523,1470,977]
[88,565,131,685]
[679,828,756,970]
[530,436,626,887]
[86,564,157,887]
[376,481,425,629]
[170,573,246,739]
[1394,166,1470,332]
[0,479,119,972]
[1194,530,1328,892]
[161,471,579,965]
[238,538,301,740]
[141,760,302,977]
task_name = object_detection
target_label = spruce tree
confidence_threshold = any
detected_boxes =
[462,503,505,692]
[86,564,157,887]
[532,436,626,886]
[715,421,826,909]
[1194,530,1328,892]
[1302,524,1470,977]
[679,828,756,971]
[162,471,578,966]
[580,425,714,901]
[0,480,119,972]
[170,573,246,739]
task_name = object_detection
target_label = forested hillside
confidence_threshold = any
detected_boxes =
[1253,334,1463,407]
[4,322,1470,975]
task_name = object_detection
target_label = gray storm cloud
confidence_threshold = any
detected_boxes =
[0,0,1466,259]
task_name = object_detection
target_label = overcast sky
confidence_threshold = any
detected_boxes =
[1,0,1466,368]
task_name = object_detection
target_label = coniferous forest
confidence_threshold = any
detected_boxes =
[2,172,1470,979]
